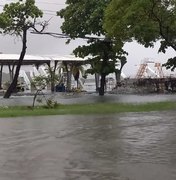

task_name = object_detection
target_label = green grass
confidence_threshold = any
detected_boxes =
[0,101,176,117]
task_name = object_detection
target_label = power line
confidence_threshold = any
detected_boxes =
[0,5,60,16]
[36,2,65,6]
[43,12,57,16]
[42,10,58,16]
[0,0,66,6]
[1,0,66,6]
[31,31,111,42]
[42,9,57,13]
[0,5,63,12]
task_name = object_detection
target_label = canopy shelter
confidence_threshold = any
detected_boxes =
[0,54,87,89]
[0,54,86,65]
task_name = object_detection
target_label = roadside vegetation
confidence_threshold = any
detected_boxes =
[0,101,176,118]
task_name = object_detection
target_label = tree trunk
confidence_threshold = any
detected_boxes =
[50,70,55,92]
[51,81,55,92]
[95,73,100,92]
[0,64,3,89]
[4,29,27,98]
[8,64,15,82]
[63,62,72,92]
[67,71,72,91]
[50,61,58,92]
[77,79,79,88]
[99,73,106,96]
[115,59,126,87]
[115,70,121,86]
[98,50,108,96]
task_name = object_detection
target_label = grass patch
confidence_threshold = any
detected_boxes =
[0,101,176,117]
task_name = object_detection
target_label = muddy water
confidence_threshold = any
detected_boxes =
[0,111,176,180]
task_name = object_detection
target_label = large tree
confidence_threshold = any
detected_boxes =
[58,0,126,96]
[0,0,45,98]
[104,0,176,70]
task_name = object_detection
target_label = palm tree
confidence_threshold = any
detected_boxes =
[59,62,85,91]
[71,64,85,89]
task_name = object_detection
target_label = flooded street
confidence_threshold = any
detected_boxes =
[1,93,176,106]
[0,111,176,180]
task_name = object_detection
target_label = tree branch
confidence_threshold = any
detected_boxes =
[30,31,114,43]
[150,0,176,51]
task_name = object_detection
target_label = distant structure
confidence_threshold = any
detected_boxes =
[134,58,176,93]
[135,58,164,79]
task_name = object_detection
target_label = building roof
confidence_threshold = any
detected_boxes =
[0,54,86,66]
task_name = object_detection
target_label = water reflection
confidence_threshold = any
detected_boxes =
[0,112,176,179]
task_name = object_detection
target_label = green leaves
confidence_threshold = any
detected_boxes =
[57,0,124,74]
[0,12,11,30]
[163,57,176,71]
[58,0,110,38]
[0,0,43,35]
[104,0,176,70]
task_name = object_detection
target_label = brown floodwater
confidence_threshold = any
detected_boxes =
[0,111,176,180]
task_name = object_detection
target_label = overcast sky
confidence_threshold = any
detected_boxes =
[0,0,175,76]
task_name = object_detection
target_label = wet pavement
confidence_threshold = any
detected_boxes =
[0,111,176,180]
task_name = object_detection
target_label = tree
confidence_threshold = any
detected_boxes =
[59,61,85,91]
[71,63,85,89]
[0,0,45,98]
[104,0,176,70]
[46,62,61,92]
[115,56,127,86]
[0,64,3,89]
[31,72,60,108]
[57,0,126,96]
